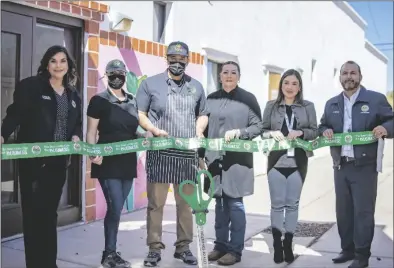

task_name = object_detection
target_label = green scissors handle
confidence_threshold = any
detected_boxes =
[179,167,214,226]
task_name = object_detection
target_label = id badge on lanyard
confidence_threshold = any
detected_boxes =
[285,112,295,157]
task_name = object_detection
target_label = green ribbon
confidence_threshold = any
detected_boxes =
[1,131,376,160]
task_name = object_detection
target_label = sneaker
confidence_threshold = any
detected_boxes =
[174,249,198,265]
[101,251,131,268]
[144,251,161,267]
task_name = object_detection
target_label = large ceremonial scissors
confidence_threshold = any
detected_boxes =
[179,165,214,268]
[179,166,214,225]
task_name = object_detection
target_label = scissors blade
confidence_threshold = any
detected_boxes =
[196,224,209,268]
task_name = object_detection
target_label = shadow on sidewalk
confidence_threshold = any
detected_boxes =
[2,206,392,268]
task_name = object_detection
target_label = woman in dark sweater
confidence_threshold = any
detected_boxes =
[261,69,318,264]
[1,45,82,268]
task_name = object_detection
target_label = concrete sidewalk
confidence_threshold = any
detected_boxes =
[2,205,393,268]
[2,141,393,267]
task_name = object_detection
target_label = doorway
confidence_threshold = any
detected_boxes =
[268,72,281,101]
[1,2,84,239]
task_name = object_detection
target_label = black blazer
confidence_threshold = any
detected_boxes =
[1,75,82,167]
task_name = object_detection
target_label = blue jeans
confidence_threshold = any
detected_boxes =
[214,193,246,257]
[98,178,133,252]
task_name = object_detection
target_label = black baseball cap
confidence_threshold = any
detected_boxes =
[167,41,189,57]
[105,59,127,73]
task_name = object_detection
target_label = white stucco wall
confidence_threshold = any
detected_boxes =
[359,42,388,95]
[104,1,388,175]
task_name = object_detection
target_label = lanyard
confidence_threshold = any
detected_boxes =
[284,112,295,131]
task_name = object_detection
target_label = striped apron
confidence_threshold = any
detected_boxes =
[146,79,198,184]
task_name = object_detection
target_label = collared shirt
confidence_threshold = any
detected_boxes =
[136,71,209,129]
[341,87,361,157]
[87,88,139,180]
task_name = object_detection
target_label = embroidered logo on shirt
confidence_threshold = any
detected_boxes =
[361,105,369,113]
[42,95,51,100]
[188,87,196,95]
[71,100,76,108]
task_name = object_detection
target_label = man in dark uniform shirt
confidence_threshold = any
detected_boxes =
[136,41,209,267]
[319,61,393,268]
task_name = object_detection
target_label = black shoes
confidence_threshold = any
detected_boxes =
[332,251,355,263]
[348,258,369,268]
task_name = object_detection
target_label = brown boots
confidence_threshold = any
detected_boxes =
[272,228,295,264]
[208,250,240,266]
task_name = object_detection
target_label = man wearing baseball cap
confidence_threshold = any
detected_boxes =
[136,41,209,267]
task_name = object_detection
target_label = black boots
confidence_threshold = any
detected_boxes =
[283,232,295,263]
[272,228,284,263]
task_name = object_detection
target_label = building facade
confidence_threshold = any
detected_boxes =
[0,0,388,239]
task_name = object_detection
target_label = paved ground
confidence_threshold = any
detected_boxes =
[2,140,393,267]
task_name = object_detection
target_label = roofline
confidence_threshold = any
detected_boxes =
[365,40,389,64]
[333,1,368,30]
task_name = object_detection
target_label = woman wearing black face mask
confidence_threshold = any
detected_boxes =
[86,59,140,268]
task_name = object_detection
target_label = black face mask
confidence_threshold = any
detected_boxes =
[107,74,125,90]
[168,61,186,76]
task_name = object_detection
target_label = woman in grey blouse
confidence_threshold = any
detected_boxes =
[261,69,318,264]
[203,61,263,266]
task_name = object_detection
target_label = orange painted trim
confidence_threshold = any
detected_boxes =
[98,31,204,65]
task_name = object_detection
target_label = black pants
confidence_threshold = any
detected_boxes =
[19,158,67,268]
[334,160,378,259]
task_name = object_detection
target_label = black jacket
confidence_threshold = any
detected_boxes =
[1,75,82,167]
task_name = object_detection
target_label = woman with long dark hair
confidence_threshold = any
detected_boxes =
[261,69,318,264]
[1,45,82,268]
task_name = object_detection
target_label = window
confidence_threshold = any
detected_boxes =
[153,1,167,43]
[207,60,223,95]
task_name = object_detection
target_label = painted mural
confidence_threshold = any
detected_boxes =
[95,44,203,219]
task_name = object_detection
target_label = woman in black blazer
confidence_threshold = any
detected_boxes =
[1,45,82,268]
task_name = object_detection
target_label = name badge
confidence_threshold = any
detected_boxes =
[42,95,51,100]
[287,148,295,157]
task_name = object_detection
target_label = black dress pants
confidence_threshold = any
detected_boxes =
[334,160,378,259]
[19,158,67,268]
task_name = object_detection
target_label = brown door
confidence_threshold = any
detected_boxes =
[1,3,84,239]
[1,10,33,238]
